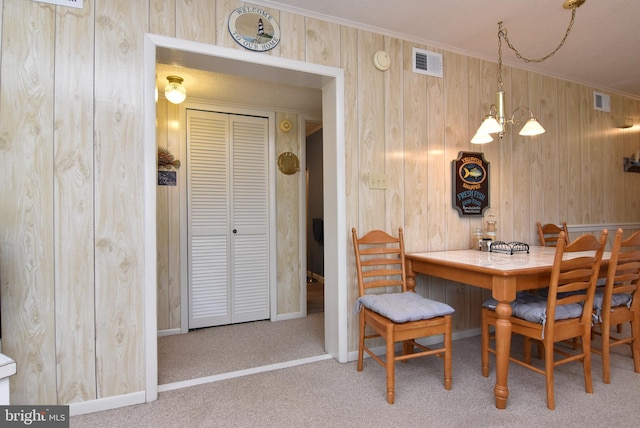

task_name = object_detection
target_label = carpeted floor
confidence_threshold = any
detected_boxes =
[71,328,640,428]
[158,312,325,385]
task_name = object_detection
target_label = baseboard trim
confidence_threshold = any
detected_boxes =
[158,353,333,393]
[69,391,145,416]
[157,328,182,337]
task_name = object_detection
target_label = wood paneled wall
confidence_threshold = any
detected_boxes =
[0,0,639,406]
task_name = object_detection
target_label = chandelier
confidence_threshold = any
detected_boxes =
[471,0,586,144]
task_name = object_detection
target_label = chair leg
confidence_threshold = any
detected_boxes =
[357,311,365,372]
[481,310,490,377]
[385,326,395,404]
[632,317,640,374]
[523,337,532,364]
[444,316,452,390]
[601,322,611,384]
[544,341,555,410]
[582,333,593,395]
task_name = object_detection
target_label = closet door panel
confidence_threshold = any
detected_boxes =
[187,110,231,328]
[230,116,270,323]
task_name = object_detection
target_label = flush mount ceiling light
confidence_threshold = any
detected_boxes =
[472,0,585,144]
[165,75,187,104]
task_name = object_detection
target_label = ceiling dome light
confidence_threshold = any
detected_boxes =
[165,75,186,104]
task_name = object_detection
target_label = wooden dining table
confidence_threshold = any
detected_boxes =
[405,245,609,409]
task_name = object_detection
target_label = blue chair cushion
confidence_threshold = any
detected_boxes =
[483,292,583,323]
[511,293,584,324]
[482,292,533,310]
[593,288,633,321]
[355,291,454,323]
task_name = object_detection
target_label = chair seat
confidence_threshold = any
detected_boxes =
[483,292,583,324]
[593,288,633,321]
[356,291,454,323]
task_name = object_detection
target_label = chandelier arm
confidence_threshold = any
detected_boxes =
[499,7,577,64]
[506,106,536,126]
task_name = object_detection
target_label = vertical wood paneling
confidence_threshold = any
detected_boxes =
[341,25,359,352]
[540,75,560,222]
[278,11,305,61]
[216,0,243,49]
[442,52,469,329]
[304,17,340,67]
[509,68,531,241]
[579,85,592,224]
[528,73,544,232]
[93,0,146,397]
[402,41,428,249]
[177,0,215,43]
[0,0,57,405]
[275,112,301,314]
[54,0,96,403]
[563,81,583,224]
[384,36,404,234]
[150,0,176,36]
[357,30,385,231]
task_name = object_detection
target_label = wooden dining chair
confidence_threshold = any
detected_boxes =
[481,230,607,409]
[591,228,640,383]
[537,221,570,247]
[352,227,454,404]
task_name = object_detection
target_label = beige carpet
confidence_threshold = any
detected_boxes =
[72,328,640,428]
[158,312,325,385]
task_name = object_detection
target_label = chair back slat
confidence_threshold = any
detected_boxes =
[604,229,640,313]
[545,230,608,330]
[352,227,407,296]
[537,221,571,247]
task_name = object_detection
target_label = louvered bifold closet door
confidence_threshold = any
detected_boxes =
[187,110,231,328]
[187,110,270,329]
[230,115,269,323]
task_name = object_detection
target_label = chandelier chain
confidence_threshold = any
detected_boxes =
[496,7,578,91]
[500,8,577,64]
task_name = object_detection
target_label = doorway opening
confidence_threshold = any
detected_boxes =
[305,122,324,314]
[144,34,348,402]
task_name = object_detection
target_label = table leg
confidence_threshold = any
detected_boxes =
[405,260,417,292]
[493,300,512,409]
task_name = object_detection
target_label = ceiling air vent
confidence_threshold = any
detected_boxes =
[412,47,443,78]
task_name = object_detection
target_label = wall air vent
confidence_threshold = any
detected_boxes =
[593,91,611,112]
[412,47,443,78]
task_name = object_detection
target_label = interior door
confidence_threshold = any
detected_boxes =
[187,109,269,328]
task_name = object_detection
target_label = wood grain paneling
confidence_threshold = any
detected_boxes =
[177,0,216,44]
[275,112,301,314]
[0,0,57,405]
[93,0,145,398]
[54,0,96,404]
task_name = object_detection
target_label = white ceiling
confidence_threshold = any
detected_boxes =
[252,0,640,99]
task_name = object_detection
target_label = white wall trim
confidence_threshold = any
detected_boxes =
[144,33,347,407]
[568,222,640,233]
[69,391,145,416]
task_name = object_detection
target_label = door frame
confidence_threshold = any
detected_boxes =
[144,33,348,402]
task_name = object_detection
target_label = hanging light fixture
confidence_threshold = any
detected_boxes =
[472,0,585,144]
[164,75,187,104]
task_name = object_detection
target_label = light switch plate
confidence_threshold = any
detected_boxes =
[368,173,388,190]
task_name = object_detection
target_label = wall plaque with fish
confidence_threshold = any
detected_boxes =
[452,151,490,217]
